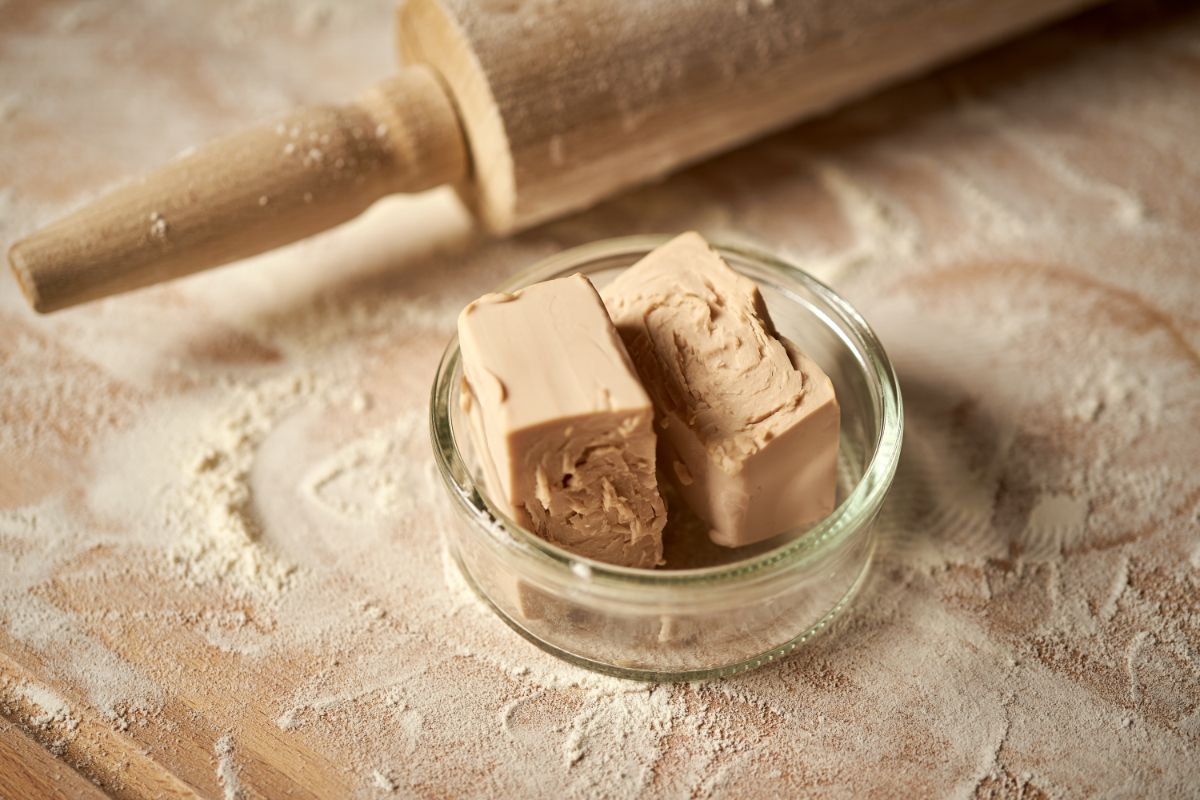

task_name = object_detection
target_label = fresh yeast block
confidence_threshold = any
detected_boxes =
[458,274,667,568]
[603,233,840,547]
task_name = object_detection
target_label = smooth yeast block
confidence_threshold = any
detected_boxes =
[602,233,840,548]
[458,274,667,568]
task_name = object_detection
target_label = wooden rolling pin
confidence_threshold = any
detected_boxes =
[9,0,1101,313]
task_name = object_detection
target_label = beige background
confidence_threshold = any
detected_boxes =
[1,1,1197,797]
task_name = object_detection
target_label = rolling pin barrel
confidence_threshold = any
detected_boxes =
[400,0,1100,233]
[8,0,1101,312]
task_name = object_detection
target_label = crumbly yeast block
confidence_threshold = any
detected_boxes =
[602,232,840,547]
[458,273,666,568]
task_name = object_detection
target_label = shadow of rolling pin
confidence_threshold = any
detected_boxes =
[8,0,1103,313]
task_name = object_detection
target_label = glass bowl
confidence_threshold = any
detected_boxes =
[429,235,902,680]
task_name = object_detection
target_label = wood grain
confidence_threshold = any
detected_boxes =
[0,647,200,799]
[0,723,108,800]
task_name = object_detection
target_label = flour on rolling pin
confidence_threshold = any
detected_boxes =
[9,0,1103,312]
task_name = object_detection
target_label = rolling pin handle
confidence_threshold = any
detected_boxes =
[7,64,467,313]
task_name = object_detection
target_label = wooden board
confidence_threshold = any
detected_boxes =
[2,0,1197,797]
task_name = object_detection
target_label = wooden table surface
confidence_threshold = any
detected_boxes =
[2,1,1198,797]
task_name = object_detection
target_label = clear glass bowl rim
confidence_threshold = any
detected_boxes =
[429,234,903,588]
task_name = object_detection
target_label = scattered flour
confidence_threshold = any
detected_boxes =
[149,211,169,239]
[167,375,317,595]
[1026,492,1089,541]
[0,1,1197,798]
[371,769,397,792]
[17,682,79,740]
[214,734,244,800]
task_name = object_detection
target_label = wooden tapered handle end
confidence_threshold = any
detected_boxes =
[7,64,467,313]
[8,244,45,313]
